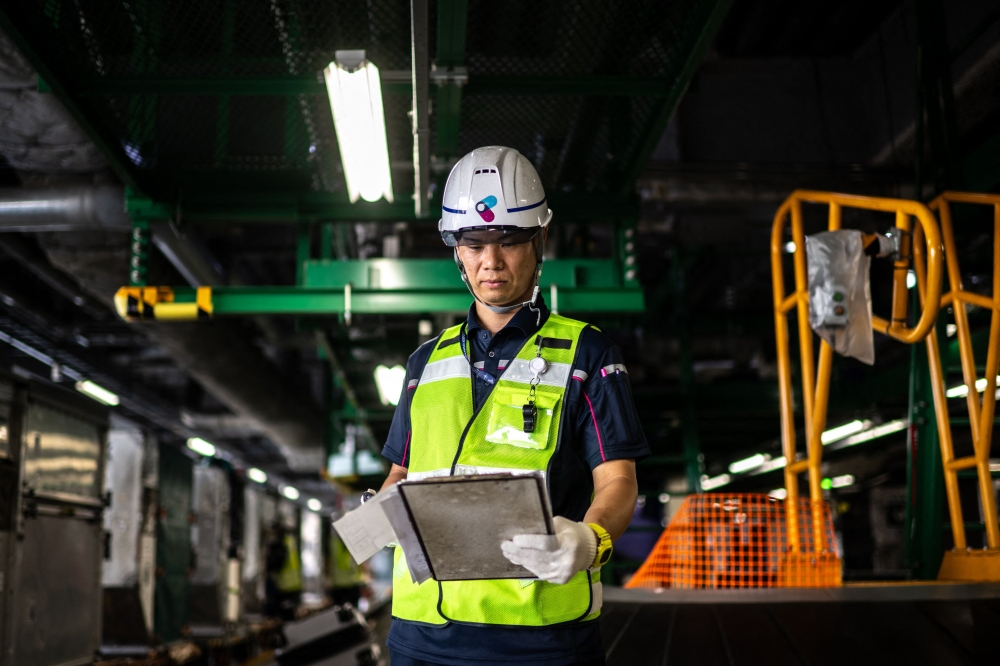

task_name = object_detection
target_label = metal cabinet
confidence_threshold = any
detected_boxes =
[0,378,108,666]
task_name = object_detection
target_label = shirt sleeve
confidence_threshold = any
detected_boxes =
[570,327,650,470]
[381,338,437,466]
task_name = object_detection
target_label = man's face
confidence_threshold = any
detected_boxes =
[456,234,541,306]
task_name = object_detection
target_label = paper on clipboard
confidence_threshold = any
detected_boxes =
[394,473,554,583]
[332,489,398,565]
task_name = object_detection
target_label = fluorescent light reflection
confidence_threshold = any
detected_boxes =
[307,498,322,512]
[247,467,267,484]
[75,380,119,406]
[700,473,731,491]
[374,364,406,406]
[831,474,855,488]
[835,419,907,448]
[821,420,866,444]
[729,453,769,474]
[323,50,393,203]
[769,488,787,500]
[187,437,216,457]
[282,486,300,501]
[946,376,1000,399]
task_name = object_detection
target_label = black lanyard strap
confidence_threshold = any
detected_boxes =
[459,323,497,385]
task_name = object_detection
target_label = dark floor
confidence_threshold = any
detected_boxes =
[601,585,1000,666]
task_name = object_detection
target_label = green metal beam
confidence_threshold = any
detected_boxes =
[163,285,643,315]
[127,192,639,223]
[302,258,627,290]
[615,0,735,196]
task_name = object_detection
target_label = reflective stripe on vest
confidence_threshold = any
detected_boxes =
[393,313,602,627]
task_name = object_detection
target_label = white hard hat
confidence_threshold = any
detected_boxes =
[438,146,552,246]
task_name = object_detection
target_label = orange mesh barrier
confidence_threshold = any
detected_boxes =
[625,494,842,589]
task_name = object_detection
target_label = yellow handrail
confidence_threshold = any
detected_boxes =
[771,191,943,554]
[923,193,1000,559]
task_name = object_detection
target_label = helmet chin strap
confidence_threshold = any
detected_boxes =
[456,254,544,325]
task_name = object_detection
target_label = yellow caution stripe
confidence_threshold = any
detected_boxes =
[114,286,213,321]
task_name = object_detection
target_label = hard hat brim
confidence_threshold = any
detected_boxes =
[441,226,542,248]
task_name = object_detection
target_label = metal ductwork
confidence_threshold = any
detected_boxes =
[0,184,130,232]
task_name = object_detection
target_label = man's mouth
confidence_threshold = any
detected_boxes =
[481,279,507,289]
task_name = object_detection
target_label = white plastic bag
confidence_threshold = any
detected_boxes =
[806,229,874,365]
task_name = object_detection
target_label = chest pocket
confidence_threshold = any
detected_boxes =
[484,385,561,450]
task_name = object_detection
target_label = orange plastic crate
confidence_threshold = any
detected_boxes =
[625,493,842,589]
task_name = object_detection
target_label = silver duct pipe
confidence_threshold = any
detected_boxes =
[0,185,130,232]
[0,185,223,287]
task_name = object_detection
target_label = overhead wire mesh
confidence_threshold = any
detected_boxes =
[2,0,722,203]
[626,494,842,590]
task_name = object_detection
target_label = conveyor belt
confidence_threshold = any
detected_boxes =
[601,584,1000,665]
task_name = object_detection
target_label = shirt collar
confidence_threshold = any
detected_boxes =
[466,294,550,338]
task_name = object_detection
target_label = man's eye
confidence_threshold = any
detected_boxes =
[467,245,484,251]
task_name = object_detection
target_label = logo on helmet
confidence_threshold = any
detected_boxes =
[475,195,498,222]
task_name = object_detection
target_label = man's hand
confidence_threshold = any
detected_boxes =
[501,517,597,585]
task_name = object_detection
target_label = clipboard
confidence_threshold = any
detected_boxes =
[379,473,554,584]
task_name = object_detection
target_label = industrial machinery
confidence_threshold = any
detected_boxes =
[101,417,158,649]
[0,372,109,666]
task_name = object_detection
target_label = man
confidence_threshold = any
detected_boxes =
[380,146,648,665]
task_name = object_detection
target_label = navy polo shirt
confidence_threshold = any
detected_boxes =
[381,296,649,665]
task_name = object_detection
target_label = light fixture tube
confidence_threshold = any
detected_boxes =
[324,50,394,204]
[187,437,216,457]
[75,380,120,406]
[247,467,267,484]
[374,364,406,406]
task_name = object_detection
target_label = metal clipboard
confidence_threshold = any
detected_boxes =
[379,473,554,583]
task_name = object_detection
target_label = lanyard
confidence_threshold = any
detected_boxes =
[459,323,496,385]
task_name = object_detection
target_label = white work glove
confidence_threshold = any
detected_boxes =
[501,517,597,585]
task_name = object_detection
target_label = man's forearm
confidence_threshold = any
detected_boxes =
[584,462,638,542]
[379,463,408,491]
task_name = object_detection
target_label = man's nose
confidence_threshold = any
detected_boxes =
[481,244,504,269]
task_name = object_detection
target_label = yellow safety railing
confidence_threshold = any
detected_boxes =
[771,191,943,556]
[921,193,1000,580]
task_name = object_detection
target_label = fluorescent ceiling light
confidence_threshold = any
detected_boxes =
[769,488,787,500]
[906,270,917,289]
[658,493,671,504]
[729,453,769,474]
[700,473,731,491]
[187,437,216,457]
[821,420,866,445]
[75,380,119,406]
[831,474,855,488]
[374,364,406,406]
[752,456,787,474]
[946,324,957,337]
[307,498,322,512]
[282,486,300,501]
[836,419,907,448]
[784,241,796,254]
[323,50,393,204]
[946,376,999,399]
[247,467,267,484]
